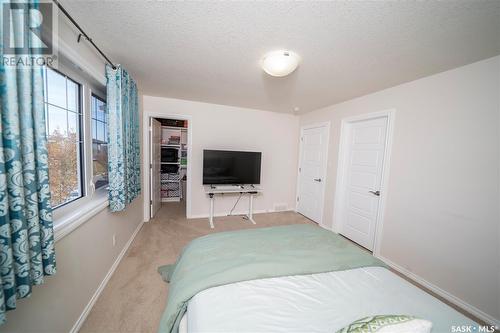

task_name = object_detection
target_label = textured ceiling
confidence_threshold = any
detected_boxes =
[62,1,500,114]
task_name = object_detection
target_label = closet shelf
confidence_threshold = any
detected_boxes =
[162,197,180,202]
[161,162,180,165]
[161,126,184,130]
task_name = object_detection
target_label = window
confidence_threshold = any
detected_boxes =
[43,67,84,208]
[40,62,109,235]
[91,94,109,189]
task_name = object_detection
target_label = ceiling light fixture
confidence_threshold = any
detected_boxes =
[261,50,300,77]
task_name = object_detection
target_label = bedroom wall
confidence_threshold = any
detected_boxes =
[299,56,500,324]
[0,12,145,333]
[0,199,144,333]
[142,96,300,219]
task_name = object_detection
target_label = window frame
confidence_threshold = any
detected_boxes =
[90,93,109,190]
[43,66,86,210]
[45,61,109,230]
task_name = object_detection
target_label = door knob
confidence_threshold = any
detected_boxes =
[368,190,380,196]
[314,178,322,182]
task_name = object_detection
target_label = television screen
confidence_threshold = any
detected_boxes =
[203,150,261,185]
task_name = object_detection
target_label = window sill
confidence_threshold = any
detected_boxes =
[53,193,109,242]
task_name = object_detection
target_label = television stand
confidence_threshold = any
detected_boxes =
[204,185,262,229]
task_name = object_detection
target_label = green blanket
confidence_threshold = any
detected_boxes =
[157,224,386,333]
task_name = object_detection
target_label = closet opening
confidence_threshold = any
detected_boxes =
[149,117,190,220]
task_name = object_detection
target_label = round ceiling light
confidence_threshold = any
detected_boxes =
[261,50,300,77]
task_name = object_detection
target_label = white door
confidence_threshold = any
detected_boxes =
[297,125,329,223]
[150,118,162,218]
[339,116,388,250]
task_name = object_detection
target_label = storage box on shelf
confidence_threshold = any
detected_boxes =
[162,173,180,181]
[160,126,181,202]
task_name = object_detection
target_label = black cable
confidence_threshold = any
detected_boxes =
[228,193,243,216]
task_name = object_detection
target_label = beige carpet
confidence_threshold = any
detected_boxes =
[80,202,313,333]
[80,202,483,332]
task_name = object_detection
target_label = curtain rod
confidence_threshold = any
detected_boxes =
[52,0,117,70]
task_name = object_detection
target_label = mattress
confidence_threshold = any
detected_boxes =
[181,267,475,333]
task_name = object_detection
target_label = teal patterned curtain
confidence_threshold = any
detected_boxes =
[106,65,141,212]
[0,0,57,325]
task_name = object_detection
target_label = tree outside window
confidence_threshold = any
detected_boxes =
[43,67,84,208]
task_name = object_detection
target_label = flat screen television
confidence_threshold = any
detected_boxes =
[203,150,261,185]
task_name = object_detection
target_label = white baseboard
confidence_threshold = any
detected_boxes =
[189,209,268,219]
[188,208,298,220]
[377,254,500,327]
[70,220,145,333]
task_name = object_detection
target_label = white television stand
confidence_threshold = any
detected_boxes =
[204,185,263,229]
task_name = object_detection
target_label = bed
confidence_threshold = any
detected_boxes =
[158,224,476,333]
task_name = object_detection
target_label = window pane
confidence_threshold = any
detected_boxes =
[48,105,67,137]
[92,141,108,189]
[67,80,78,112]
[47,131,82,207]
[101,102,107,123]
[97,122,104,142]
[44,67,83,208]
[97,104,105,121]
[92,98,97,119]
[67,112,78,140]
[92,119,97,140]
[46,68,67,108]
[91,95,108,189]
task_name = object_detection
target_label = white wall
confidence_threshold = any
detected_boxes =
[54,9,106,86]
[0,12,144,333]
[300,56,500,324]
[0,199,143,333]
[143,96,300,219]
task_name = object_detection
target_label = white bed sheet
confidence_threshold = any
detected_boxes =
[182,267,475,333]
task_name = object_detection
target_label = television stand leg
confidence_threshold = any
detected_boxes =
[246,193,256,224]
[209,193,214,229]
